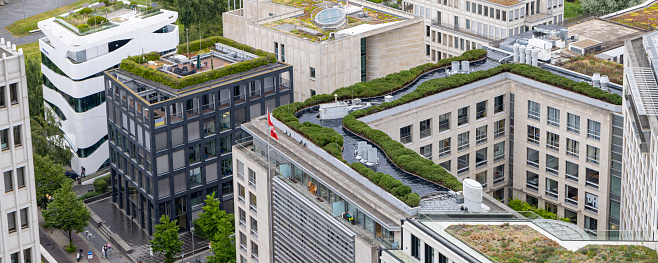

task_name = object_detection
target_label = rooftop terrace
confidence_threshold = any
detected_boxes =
[53,0,163,36]
[264,0,406,42]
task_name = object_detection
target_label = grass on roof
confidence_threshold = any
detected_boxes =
[5,0,96,37]
[611,3,658,30]
[562,55,623,85]
[447,224,658,263]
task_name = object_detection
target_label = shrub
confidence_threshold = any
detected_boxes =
[77,7,93,15]
[87,16,109,26]
[78,191,101,200]
[65,244,78,253]
[94,179,108,193]
[126,51,161,64]
[76,24,90,30]
[507,199,570,222]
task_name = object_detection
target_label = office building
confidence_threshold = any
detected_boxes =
[0,40,41,263]
[38,1,179,174]
[105,42,293,233]
[401,0,564,60]
[223,0,426,101]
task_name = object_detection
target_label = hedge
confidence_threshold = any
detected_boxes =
[87,16,108,26]
[119,36,277,89]
[94,179,108,193]
[76,24,90,30]
[508,199,570,223]
[271,50,488,206]
[126,51,161,64]
[77,7,93,15]
[78,191,101,200]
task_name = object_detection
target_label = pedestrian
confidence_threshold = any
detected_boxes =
[101,245,106,259]
[81,166,86,178]
[107,243,112,255]
[76,250,82,262]
[104,244,108,258]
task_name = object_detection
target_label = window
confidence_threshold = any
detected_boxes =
[546,178,558,199]
[222,181,233,196]
[526,195,538,207]
[24,248,32,263]
[249,192,257,212]
[458,106,469,125]
[239,231,247,251]
[566,138,579,158]
[420,144,432,159]
[546,154,559,175]
[0,85,5,108]
[220,135,232,154]
[476,148,487,168]
[546,132,559,151]
[457,154,469,175]
[239,208,246,227]
[438,138,450,158]
[420,119,431,139]
[587,145,600,164]
[494,119,505,138]
[250,216,258,235]
[439,253,448,263]
[16,167,25,189]
[411,234,420,259]
[587,119,601,140]
[204,118,216,137]
[205,140,216,159]
[191,191,204,206]
[219,112,231,132]
[13,125,21,147]
[585,216,597,233]
[567,113,580,133]
[528,101,540,120]
[251,241,259,260]
[527,125,540,144]
[527,148,539,168]
[9,83,18,105]
[238,184,246,203]
[476,171,487,188]
[494,164,504,184]
[565,208,577,224]
[249,169,257,187]
[7,211,16,233]
[494,95,505,114]
[190,168,202,188]
[476,101,487,119]
[565,184,578,205]
[310,67,316,79]
[566,161,579,182]
[424,244,434,263]
[400,125,412,144]
[526,171,539,191]
[188,145,200,164]
[586,168,599,188]
[585,192,598,213]
[476,125,487,144]
[547,106,560,127]
[493,141,504,161]
[439,113,450,132]
[4,170,12,192]
[457,131,469,151]
[439,160,451,171]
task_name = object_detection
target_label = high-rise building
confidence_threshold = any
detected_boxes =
[0,40,41,263]
[38,3,179,175]
[401,0,564,60]
[104,41,293,234]
[621,31,658,232]
[223,0,426,101]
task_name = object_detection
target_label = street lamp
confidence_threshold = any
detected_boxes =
[186,29,190,59]
[191,227,195,258]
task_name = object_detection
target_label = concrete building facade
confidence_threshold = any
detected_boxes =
[0,40,41,263]
[223,0,426,101]
[105,54,292,234]
[401,0,564,60]
[362,73,622,233]
[38,4,179,175]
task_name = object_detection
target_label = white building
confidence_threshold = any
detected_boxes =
[38,2,179,174]
[0,40,41,263]
[402,0,564,61]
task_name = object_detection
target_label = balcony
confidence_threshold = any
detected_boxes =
[280,78,291,92]
[234,94,246,105]
[218,98,231,109]
[249,89,261,100]
[264,85,276,96]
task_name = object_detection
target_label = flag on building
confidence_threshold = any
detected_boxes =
[268,110,278,141]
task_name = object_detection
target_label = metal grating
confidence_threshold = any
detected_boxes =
[627,67,658,115]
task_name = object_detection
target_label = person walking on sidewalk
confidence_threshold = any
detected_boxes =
[101,245,106,259]
[76,250,82,262]
[81,166,86,178]
[107,243,112,256]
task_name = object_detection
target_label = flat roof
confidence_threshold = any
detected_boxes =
[570,38,601,48]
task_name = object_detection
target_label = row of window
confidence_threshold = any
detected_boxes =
[6,208,30,234]
[4,248,32,263]
[43,75,106,113]
[527,125,601,165]
[526,195,599,232]
[437,141,505,176]
[4,167,26,193]
[0,125,23,151]
[526,170,599,212]
[400,95,504,144]
[410,234,449,263]
[239,230,259,261]
[528,101,602,140]
[0,83,19,108]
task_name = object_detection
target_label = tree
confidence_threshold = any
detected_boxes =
[207,232,236,263]
[150,215,183,263]
[42,183,91,251]
[581,0,643,14]
[34,154,72,208]
[25,56,43,117]
[159,0,227,42]
[31,110,73,165]
[193,192,235,262]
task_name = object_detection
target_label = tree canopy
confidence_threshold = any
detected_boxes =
[34,154,72,208]
[42,183,91,249]
[581,0,643,14]
[193,192,236,263]
[31,110,73,166]
[151,215,184,263]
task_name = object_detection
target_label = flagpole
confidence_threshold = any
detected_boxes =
[267,107,271,178]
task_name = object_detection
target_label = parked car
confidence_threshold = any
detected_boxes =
[65,171,78,180]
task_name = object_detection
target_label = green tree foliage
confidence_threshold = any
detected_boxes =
[581,0,643,14]
[34,154,72,208]
[158,0,227,41]
[42,183,91,250]
[93,179,108,193]
[31,111,73,165]
[150,215,184,263]
[86,16,109,26]
[25,56,43,117]
[193,192,236,263]
[564,1,584,19]
[508,199,571,222]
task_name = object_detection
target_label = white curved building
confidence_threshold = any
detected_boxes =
[38,3,179,174]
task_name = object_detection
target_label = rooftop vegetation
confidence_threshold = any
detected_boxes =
[447,224,658,262]
[119,36,276,89]
[562,55,623,85]
[611,3,658,30]
[53,1,160,35]
[507,199,570,222]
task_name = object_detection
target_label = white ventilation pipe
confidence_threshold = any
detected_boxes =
[356,141,367,160]
[592,73,601,87]
[367,147,378,165]
[463,179,483,212]
[531,48,539,67]
[519,45,526,64]
[451,61,460,73]
[461,61,470,72]
[513,43,520,63]
[525,47,532,65]
[600,75,610,91]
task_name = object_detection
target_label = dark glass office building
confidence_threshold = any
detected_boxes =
[104,59,292,234]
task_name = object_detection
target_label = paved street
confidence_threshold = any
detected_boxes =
[0,0,79,45]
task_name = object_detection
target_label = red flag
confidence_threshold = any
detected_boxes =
[268,110,278,141]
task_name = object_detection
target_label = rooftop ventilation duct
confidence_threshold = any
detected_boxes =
[519,46,526,64]
[451,61,460,73]
[531,48,539,67]
[592,73,601,87]
[384,95,393,103]
[461,61,470,72]
[366,147,379,165]
[600,75,610,91]
[462,179,483,212]
[355,141,367,160]
[525,47,532,65]
[513,43,520,63]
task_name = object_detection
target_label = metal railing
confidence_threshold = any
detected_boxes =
[264,85,276,96]
[419,129,431,139]
[234,94,246,104]
[566,173,579,183]
[400,135,412,144]
[280,78,291,90]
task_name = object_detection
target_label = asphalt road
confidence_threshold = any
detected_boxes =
[0,0,79,45]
